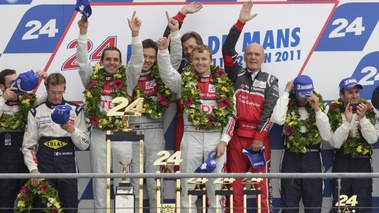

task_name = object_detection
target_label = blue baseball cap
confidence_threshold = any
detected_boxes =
[75,0,92,22]
[51,105,72,125]
[293,75,314,99]
[242,146,266,169]
[372,85,379,110]
[339,77,363,92]
[10,70,39,94]
[194,151,217,173]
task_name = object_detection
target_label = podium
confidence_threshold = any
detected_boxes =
[106,131,144,213]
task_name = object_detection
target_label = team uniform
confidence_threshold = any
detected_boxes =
[271,91,332,213]
[157,39,234,213]
[22,100,90,213]
[0,97,29,213]
[77,34,143,213]
[328,111,379,213]
[222,20,279,213]
[129,31,182,212]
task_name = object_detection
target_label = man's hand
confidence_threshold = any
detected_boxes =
[356,103,368,120]
[215,141,227,158]
[307,93,320,112]
[344,103,354,123]
[128,11,141,37]
[31,169,41,187]
[285,79,294,93]
[77,16,88,35]
[180,2,203,15]
[239,1,258,24]
[2,87,17,101]
[61,122,75,134]
[157,37,170,51]
[251,139,264,152]
[166,11,179,32]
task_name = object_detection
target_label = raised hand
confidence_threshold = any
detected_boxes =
[77,16,88,35]
[166,11,179,32]
[180,2,203,15]
[239,1,258,24]
[128,11,141,37]
[157,37,170,51]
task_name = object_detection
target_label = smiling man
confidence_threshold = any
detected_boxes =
[222,1,279,212]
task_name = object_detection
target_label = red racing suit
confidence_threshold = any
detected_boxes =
[222,20,279,213]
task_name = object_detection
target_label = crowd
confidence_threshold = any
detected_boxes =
[1,1,379,213]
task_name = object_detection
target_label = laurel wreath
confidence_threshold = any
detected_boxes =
[15,179,62,213]
[283,92,325,153]
[327,98,376,157]
[180,64,235,131]
[133,63,172,119]
[0,92,36,131]
[83,63,129,130]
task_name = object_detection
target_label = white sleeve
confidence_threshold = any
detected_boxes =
[315,107,333,141]
[77,34,93,87]
[71,107,90,150]
[169,31,182,71]
[328,114,354,149]
[125,36,144,96]
[157,48,182,94]
[22,110,40,172]
[0,96,6,118]
[270,91,290,125]
[359,115,379,144]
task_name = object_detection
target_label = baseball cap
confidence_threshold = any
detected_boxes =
[372,85,379,110]
[293,75,314,99]
[75,0,92,22]
[194,151,217,173]
[10,70,39,94]
[51,105,72,125]
[339,77,363,91]
[242,146,266,169]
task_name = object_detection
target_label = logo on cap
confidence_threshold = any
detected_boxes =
[293,75,314,99]
[194,151,217,173]
[75,0,92,22]
[51,105,72,125]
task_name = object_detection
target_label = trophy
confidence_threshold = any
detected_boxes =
[187,178,208,213]
[335,195,357,213]
[214,178,235,213]
[114,161,134,213]
[242,177,263,213]
[154,151,182,213]
[106,97,145,213]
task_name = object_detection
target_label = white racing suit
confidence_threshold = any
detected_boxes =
[157,44,234,213]
[130,31,182,213]
[22,100,90,213]
[77,34,143,213]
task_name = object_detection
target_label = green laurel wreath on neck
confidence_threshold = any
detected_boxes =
[133,63,172,119]
[83,62,128,130]
[180,64,235,131]
[328,98,376,157]
[0,92,36,131]
[283,92,325,154]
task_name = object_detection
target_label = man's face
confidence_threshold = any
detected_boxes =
[244,43,265,73]
[192,50,212,77]
[47,84,65,105]
[142,47,156,72]
[340,86,361,107]
[182,37,198,63]
[0,74,17,92]
[100,50,122,76]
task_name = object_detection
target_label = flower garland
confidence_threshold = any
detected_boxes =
[15,179,62,213]
[0,92,36,131]
[133,63,172,119]
[283,92,325,154]
[327,98,376,157]
[83,63,128,130]
[181,64,235,131]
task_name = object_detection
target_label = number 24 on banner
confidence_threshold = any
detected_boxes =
[107,97,145,117]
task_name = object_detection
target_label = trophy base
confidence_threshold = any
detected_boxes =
[115,185,134,213]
